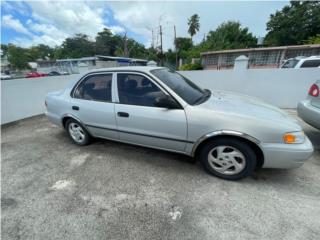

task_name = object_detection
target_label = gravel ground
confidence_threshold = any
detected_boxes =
[1,111,320,240]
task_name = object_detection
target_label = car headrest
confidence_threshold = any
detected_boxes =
[141,78,150,86]
[85,83,95,90]
[125,80,137,91]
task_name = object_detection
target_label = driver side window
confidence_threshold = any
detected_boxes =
[117,73,167,107]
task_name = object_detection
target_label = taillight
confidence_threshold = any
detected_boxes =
[308,84,319,97]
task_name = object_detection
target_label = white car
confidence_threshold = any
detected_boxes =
[298,80,320,130]
[0,73,11,80]
[280,56,320,69]
[45,67,313,180]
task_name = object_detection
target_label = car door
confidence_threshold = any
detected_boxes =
[114,72,188,152]
[69,72,118,140]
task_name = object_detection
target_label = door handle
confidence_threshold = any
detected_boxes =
[117,112,129,118]
[72,106,79,111]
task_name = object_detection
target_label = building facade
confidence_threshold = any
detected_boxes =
[31,56,148,74]
[201,44,320,70]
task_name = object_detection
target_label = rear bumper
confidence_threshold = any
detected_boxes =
[297,100,320,130]
[45,111,63,128]
[261,137,314,169]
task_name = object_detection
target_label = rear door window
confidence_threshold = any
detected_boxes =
[74,74,112,102]
[300,60,320,68]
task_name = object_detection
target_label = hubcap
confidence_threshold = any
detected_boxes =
[207,145,246,175]
[68,123,85,143]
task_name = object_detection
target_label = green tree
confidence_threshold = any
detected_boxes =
[1,44,8,56]
[146,47,159,62]
[188,14,200,41]
[174,37,194,64]
[57,34,95,58]
[95,28,121,56]
[7,44,30,70]
[265,1,320,46]
[164,49,176,67]
[175,37,193,52]
[27,44,54,61]
[305,34,320,44]
[204,21,257,50]
[115,33,148,58]
[126,40,148,58]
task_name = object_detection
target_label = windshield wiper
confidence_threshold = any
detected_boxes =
[193,89,211,105]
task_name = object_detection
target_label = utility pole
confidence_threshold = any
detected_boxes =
[151,29,154,49]
[174,25,178,68]
[160,25,163,66]
[122,32,129,57]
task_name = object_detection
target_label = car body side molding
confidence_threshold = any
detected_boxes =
[86,124,194,144]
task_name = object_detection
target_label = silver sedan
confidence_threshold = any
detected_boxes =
[45,67,313,180]
[298,80,320,130]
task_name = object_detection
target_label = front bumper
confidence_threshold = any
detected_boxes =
[297,100,320,130]
[261,137,314,169]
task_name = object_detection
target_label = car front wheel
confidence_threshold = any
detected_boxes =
[66,119,91,145]
[199,138,257,180]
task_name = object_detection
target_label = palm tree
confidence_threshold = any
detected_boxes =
[188,14,200,42]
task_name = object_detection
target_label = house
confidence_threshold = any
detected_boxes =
[201,44,320,70]
[55,55,148,74]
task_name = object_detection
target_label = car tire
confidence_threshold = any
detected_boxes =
[66,119,91,146]
[199,138,257,180]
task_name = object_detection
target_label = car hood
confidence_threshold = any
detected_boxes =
[200,90,300,126]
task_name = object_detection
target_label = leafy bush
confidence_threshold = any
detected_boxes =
[179,62,203,71]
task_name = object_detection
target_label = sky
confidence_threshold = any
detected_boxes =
[1,0,289,50]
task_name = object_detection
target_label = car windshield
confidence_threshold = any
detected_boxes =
[151,68,208,105]
[281,59,299,68]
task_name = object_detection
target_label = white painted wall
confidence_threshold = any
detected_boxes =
[1,75,78,124]
[1,68,319,124]
[181,68,320,108]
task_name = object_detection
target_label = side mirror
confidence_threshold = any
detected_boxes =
[154,95,180,109]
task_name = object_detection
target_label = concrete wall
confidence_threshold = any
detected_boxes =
[1,75,77,124]
[1,68,319,124]
[182,68,320,108]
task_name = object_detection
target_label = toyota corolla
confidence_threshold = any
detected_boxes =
[45,67,314,180]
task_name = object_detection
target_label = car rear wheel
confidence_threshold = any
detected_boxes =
[66,119,91,145]
[199,138,257,180]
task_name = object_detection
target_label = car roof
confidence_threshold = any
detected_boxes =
[86,66,164,74]
[302,56,320,60]
[286,56,320,61]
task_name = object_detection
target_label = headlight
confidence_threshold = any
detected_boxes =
[283,131,305,144]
